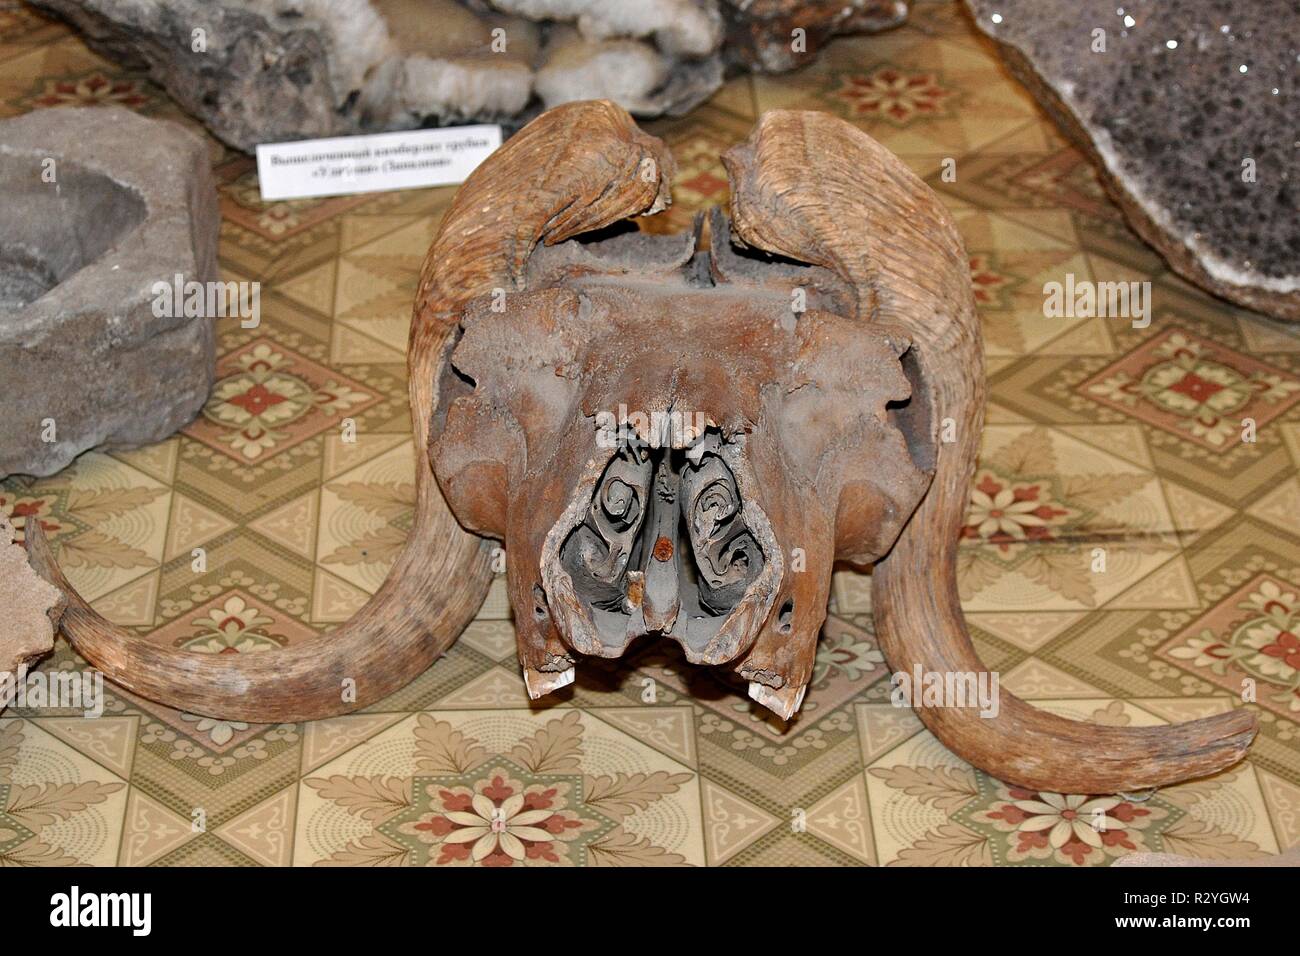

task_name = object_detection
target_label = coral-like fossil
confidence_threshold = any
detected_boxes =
[25,102,1257,793]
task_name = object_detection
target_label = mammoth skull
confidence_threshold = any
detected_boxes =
[26,101,1256,794]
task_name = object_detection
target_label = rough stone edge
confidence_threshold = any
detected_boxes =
[32,0,912,148]
[722,0,910,73]
[29,0,344,151]
[0,515,63,711]
[0,105,220,478]
[1113,846,1300,867]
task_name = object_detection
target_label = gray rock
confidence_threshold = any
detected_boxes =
[721,0,909,73]
[30,0,345,151]
[965,0,1299,321]
[31,0,907,151]
[0,106,218,478]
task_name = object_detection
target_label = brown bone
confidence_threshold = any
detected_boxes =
[23,101,1255,792]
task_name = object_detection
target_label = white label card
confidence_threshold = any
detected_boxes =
[255,125,503,201]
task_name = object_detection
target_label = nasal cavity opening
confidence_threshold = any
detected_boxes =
[558,429,764,654]
[777,599,794,633]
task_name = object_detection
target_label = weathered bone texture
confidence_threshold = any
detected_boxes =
[24,101,1256,794]
[427,102,1254,791]
[0,516,62,711]
[30,0,906,150]
[964,0,1298,321]
[434,103,1253,791]
[0,106,217,478]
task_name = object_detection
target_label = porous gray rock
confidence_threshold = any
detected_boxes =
[965,0,1299,321]
[0,106,218,478]
[31,0,906,150]
[31,0,351,150]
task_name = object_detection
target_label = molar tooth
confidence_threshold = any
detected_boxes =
[522,665,575,700]
[748,681,807,721]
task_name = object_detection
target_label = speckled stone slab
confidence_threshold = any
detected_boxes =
[0,106,218,478]
[965,0,1299,320]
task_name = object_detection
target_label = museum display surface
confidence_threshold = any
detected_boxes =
[0,0,1296,877]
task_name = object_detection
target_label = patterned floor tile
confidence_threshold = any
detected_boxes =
[1157,574,1300,719]
[803,774,877,864]
[0,718,128,866]
[862,697,1274,866]
[118,788,197,866]
[215,786,298,866]
[294,710,704,866]
[959,424,1183,610]
[315,440,414,595]
[701,778,780,865]
[1080,327,1300,452]
[34,715,138,779]
[185,338,381,464]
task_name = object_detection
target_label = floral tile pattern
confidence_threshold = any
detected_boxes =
[1081,327,1300,450]
[219,157,382,243]
[958,425,1182,610]
[295,710,702,866]
[2,0,1298,867]
[22,68,152,110]
[0,718,128,866]
[184,338,380,463]
[826,65,955,123]
[1160,576,1300,718]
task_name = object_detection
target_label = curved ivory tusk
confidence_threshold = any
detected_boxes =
[25,491,488,723]
[724,110,1257,793]
[23,297,490,723]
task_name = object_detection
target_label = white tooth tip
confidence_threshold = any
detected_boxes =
[523,666,575,700]
[748,681,807,721]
